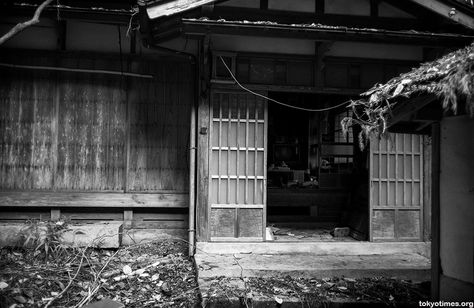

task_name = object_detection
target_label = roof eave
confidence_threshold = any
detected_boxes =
[180,19,474,47]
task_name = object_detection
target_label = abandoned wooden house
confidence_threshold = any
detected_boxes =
[0,0,472,252]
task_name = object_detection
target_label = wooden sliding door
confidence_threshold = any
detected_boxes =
[369,133,424,241]
[209,90,267,241]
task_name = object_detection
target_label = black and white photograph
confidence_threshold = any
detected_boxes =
[0,0,473,307]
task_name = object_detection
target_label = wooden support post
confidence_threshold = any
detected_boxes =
[196,36,211,241]
[123,210,133,228]
[315,41,332,88]
[50,209,61,221]
[431,122,441,300]
[423,135,432,241]
[315,0,324,14]
[370,0,379,17]
[56,20,67,51]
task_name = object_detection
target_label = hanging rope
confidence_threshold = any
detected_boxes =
[219,56,351,112]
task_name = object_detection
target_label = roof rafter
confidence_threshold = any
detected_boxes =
[408,0,474,29]
[147,0,217,19]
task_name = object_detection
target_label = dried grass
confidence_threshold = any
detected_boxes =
[344,42,474,148]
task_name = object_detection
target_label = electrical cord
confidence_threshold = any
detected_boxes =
[219,56,351,112]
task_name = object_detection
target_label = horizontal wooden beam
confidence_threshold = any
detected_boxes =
[147,0,218,19]
[209,6,428,31]
[0,192,189,208]
[181,19,474,47]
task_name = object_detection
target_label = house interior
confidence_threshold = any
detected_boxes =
[266,92,368,241]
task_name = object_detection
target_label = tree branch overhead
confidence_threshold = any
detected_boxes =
[0,0,54,46]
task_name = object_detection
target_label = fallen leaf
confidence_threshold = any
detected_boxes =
[274,296,283,304]
[389,295,394,301]
[343,278,356,283]
[151,274,159,281]
[0,282,8,290]
[337,286,348,291]
[161,282,171,296]
[51,291,59,296]
[122,265,132,275]
[135,268,146,275]
[14,296,27,304]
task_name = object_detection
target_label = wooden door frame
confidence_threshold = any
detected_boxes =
[368,133,424,242]
[207,87,268,241]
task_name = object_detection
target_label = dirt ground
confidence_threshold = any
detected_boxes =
[0,240,200,308]
[203,276,430,307]
[0,240,430,308]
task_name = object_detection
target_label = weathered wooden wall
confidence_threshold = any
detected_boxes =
[0,52,193,193]
[127,63,191,192]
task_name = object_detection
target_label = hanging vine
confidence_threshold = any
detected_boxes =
[342,42,474,149]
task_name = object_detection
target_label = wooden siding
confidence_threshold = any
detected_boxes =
[127,65,192,191]
[0,54,193,194]
[55,71,127,190]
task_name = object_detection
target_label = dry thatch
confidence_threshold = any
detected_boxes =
[343,42,474,148]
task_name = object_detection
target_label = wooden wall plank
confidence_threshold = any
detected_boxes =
[127,61,192,192]
[0,54,193,194]
[0,67,55,190]
[0,192,189,208]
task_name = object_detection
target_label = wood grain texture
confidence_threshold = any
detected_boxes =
[196,37,211,241]
[0,67,55,190]
[0,54,193,194]
[55,70,127,190]
[0,192,189,208]
[127,61,192,192]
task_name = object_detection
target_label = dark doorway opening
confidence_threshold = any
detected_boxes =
[266,92,369,241]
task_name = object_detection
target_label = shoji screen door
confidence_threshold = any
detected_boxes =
[209,90,267,241]
[369,133,424,241]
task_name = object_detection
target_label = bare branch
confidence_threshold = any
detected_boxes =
[0,0,54,46]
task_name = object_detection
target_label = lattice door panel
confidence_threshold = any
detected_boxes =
[369,133,423,241]
[209,91,267,240]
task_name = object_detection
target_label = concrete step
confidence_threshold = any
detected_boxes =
[195,252,431,281]
[196,241,431,258]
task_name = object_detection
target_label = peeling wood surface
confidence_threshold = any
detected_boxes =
[0,54,193,193]
[0,192,189,208]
